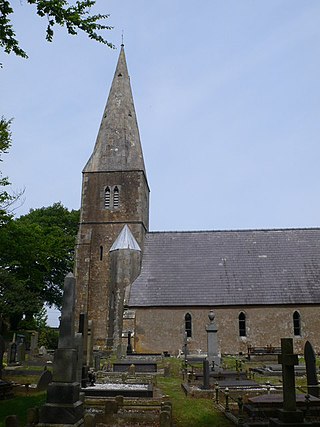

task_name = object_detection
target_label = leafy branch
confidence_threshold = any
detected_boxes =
[0,0,114,62]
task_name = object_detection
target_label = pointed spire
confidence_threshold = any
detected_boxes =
[109,225,141,252]
[84,46,146,173]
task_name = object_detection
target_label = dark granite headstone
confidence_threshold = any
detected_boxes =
[203,359,210,390]
[126,331,133,355]
[304,340,319,398]
[36,368,53,391]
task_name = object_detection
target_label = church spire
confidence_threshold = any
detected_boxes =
[84,45,146,173]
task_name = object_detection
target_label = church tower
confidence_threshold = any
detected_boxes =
[74,45,149,349]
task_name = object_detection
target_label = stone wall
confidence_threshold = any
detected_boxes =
[132,305,320,355]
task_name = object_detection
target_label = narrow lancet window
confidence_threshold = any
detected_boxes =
[113,186,119,208]
[185,313,192,338]
[239,312,246,337]
[99,246,103,261]
[293,311,301,336]
[104,187,111,208]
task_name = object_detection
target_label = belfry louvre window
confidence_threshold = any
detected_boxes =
[239,312,246,337]
[293,311,301,336]
[185,313,192,338]
[104,187,111,208]
[113,186,119,208]
[104,186,120,210]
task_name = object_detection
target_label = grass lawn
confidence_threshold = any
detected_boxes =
[0,393,46,427]
[157,376,232,427]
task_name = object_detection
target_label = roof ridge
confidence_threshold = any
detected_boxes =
[147,227,320,234]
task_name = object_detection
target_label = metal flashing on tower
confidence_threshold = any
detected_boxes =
[110,225,141,252]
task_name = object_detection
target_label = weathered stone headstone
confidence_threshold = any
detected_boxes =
[75,332,84,384]
[0,335,5,378]
[8,342,17,364]
[164,363,170,377]
[16,342,26,363]
[128,363,136,375]
[39,345,47,356]
[206,310,220,370]
[4,415,19,427]
[84,413,95,427]
[94,354,100,371]
[203,359,210,390]
[304,340,319,398]
[160,410,171,427]
[30,332,39,355]
[183,331,188,362]
[39,273,84,426]
[26,407,39,427]
[36,368,53,391]
[269,338,304,425]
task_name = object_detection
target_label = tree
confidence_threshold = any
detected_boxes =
[0,0,114,63]
[0,202,79,330]
[0,117,24,225]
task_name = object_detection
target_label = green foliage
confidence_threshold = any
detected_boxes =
[0,393,46,427]
[39,326,59,349]
[0,117,14,224]
[0,0,114,64]
[0,202,79,330]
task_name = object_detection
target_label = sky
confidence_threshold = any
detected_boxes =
[2,1,320,325]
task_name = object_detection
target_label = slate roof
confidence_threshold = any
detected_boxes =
[128,228,320,307]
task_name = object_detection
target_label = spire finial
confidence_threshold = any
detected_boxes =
[121,30,124,47]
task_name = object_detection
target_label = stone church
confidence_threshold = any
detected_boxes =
[74,46,320,356]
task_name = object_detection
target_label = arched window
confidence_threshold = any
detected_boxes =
[293,311,301,336]
[185,313,192,338]
[104,187,111,208]
[113,186,119,208]
[239,312,246,337]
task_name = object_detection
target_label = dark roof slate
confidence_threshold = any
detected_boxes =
[128,229,320,307]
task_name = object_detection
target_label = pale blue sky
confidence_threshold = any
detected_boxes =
[1,1,320,325]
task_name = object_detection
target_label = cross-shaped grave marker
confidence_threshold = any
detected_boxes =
[278,338,299,412]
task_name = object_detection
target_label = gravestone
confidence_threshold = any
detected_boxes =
[94,354,100,371]
[304,340,319,398]
[206,310,220,370]
[26,407,39,427]
[39,273,84,426]
[128,363,136,375]
[4,415,19,427]
[36,368,53,391]
[39,345,47,356]
[87,320,94,367]
[0,335,5,378]
[126,331,133,355]
[30,332,39,355]
[183,331,189,362]
[203,359,210,390]
[75,332,84,384]
[16,342,26,363]
[269,338,304,426]
[8,342,17,364]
